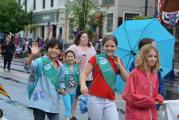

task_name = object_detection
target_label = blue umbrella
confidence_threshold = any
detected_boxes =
[113,18,175,94]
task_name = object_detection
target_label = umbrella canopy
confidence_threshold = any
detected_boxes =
[0,84,10,99]
[113,18,175,94]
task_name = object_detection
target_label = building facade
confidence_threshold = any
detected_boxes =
[18,0,66,41]
[64,0,156,43]
[98,0,156,35]
[160,0,179,63]
[19,0,157,43]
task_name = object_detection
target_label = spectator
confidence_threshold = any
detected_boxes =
[57,34,64,50]
[2,35,15,72]
[15,45,23,58]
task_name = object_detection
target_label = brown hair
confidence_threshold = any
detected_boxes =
[138,38,154,50]
[65,50,76,58]
[135,44,160,72]
[102,34,118,46]
[74,31,91,47]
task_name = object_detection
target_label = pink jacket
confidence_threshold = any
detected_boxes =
[122,68,164,120]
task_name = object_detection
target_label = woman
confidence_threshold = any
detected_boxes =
[67,31,96,120]
[2,36,15,72]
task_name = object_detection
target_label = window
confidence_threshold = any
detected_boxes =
[106,13,113,33]
[123,12,141,21]
[51,0,54,7]
[43,0,45,9]
[33,0,36,10]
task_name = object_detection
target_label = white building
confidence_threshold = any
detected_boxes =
[98,0,156,35]
[18,0,156,43]
[18,0,67,41]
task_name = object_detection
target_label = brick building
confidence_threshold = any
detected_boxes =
[160,0,179,64]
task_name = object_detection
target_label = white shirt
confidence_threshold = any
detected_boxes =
[67,44,96,81]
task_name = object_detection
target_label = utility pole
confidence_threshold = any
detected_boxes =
[144,0,148,16]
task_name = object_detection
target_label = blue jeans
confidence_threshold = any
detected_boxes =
[32,108,59,120]
[62,93,76,118]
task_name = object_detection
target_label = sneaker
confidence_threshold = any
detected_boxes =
[70,116,77,120]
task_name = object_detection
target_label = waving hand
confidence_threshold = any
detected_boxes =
[29,42,41,56]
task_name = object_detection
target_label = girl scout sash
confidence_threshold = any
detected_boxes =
[64,64,80,89]
[42,57,60,89]
[28,57,60,99]
[96,53,116,92]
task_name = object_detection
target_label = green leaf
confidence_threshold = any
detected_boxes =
[0,0,32,34]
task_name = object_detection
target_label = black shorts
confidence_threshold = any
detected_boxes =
[76,81,92,97]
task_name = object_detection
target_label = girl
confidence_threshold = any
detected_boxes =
[80,34,129,120]
[67,31,96,120]
[24,38,66,120]
[122,44,164,120]
[61,50,80,120]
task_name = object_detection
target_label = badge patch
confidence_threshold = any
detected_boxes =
[44,64,52,70]
[99,57,108,64]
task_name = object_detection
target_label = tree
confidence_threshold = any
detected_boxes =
[66,0,103,39]
[0,0,31,35]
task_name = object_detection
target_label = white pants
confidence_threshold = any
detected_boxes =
[88,95,119,120]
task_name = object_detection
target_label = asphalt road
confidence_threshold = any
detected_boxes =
[1,57,178,120]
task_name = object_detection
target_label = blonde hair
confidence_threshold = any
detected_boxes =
[135,44,160,72]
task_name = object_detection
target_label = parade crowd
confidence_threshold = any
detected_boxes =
[0,31,165,120]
